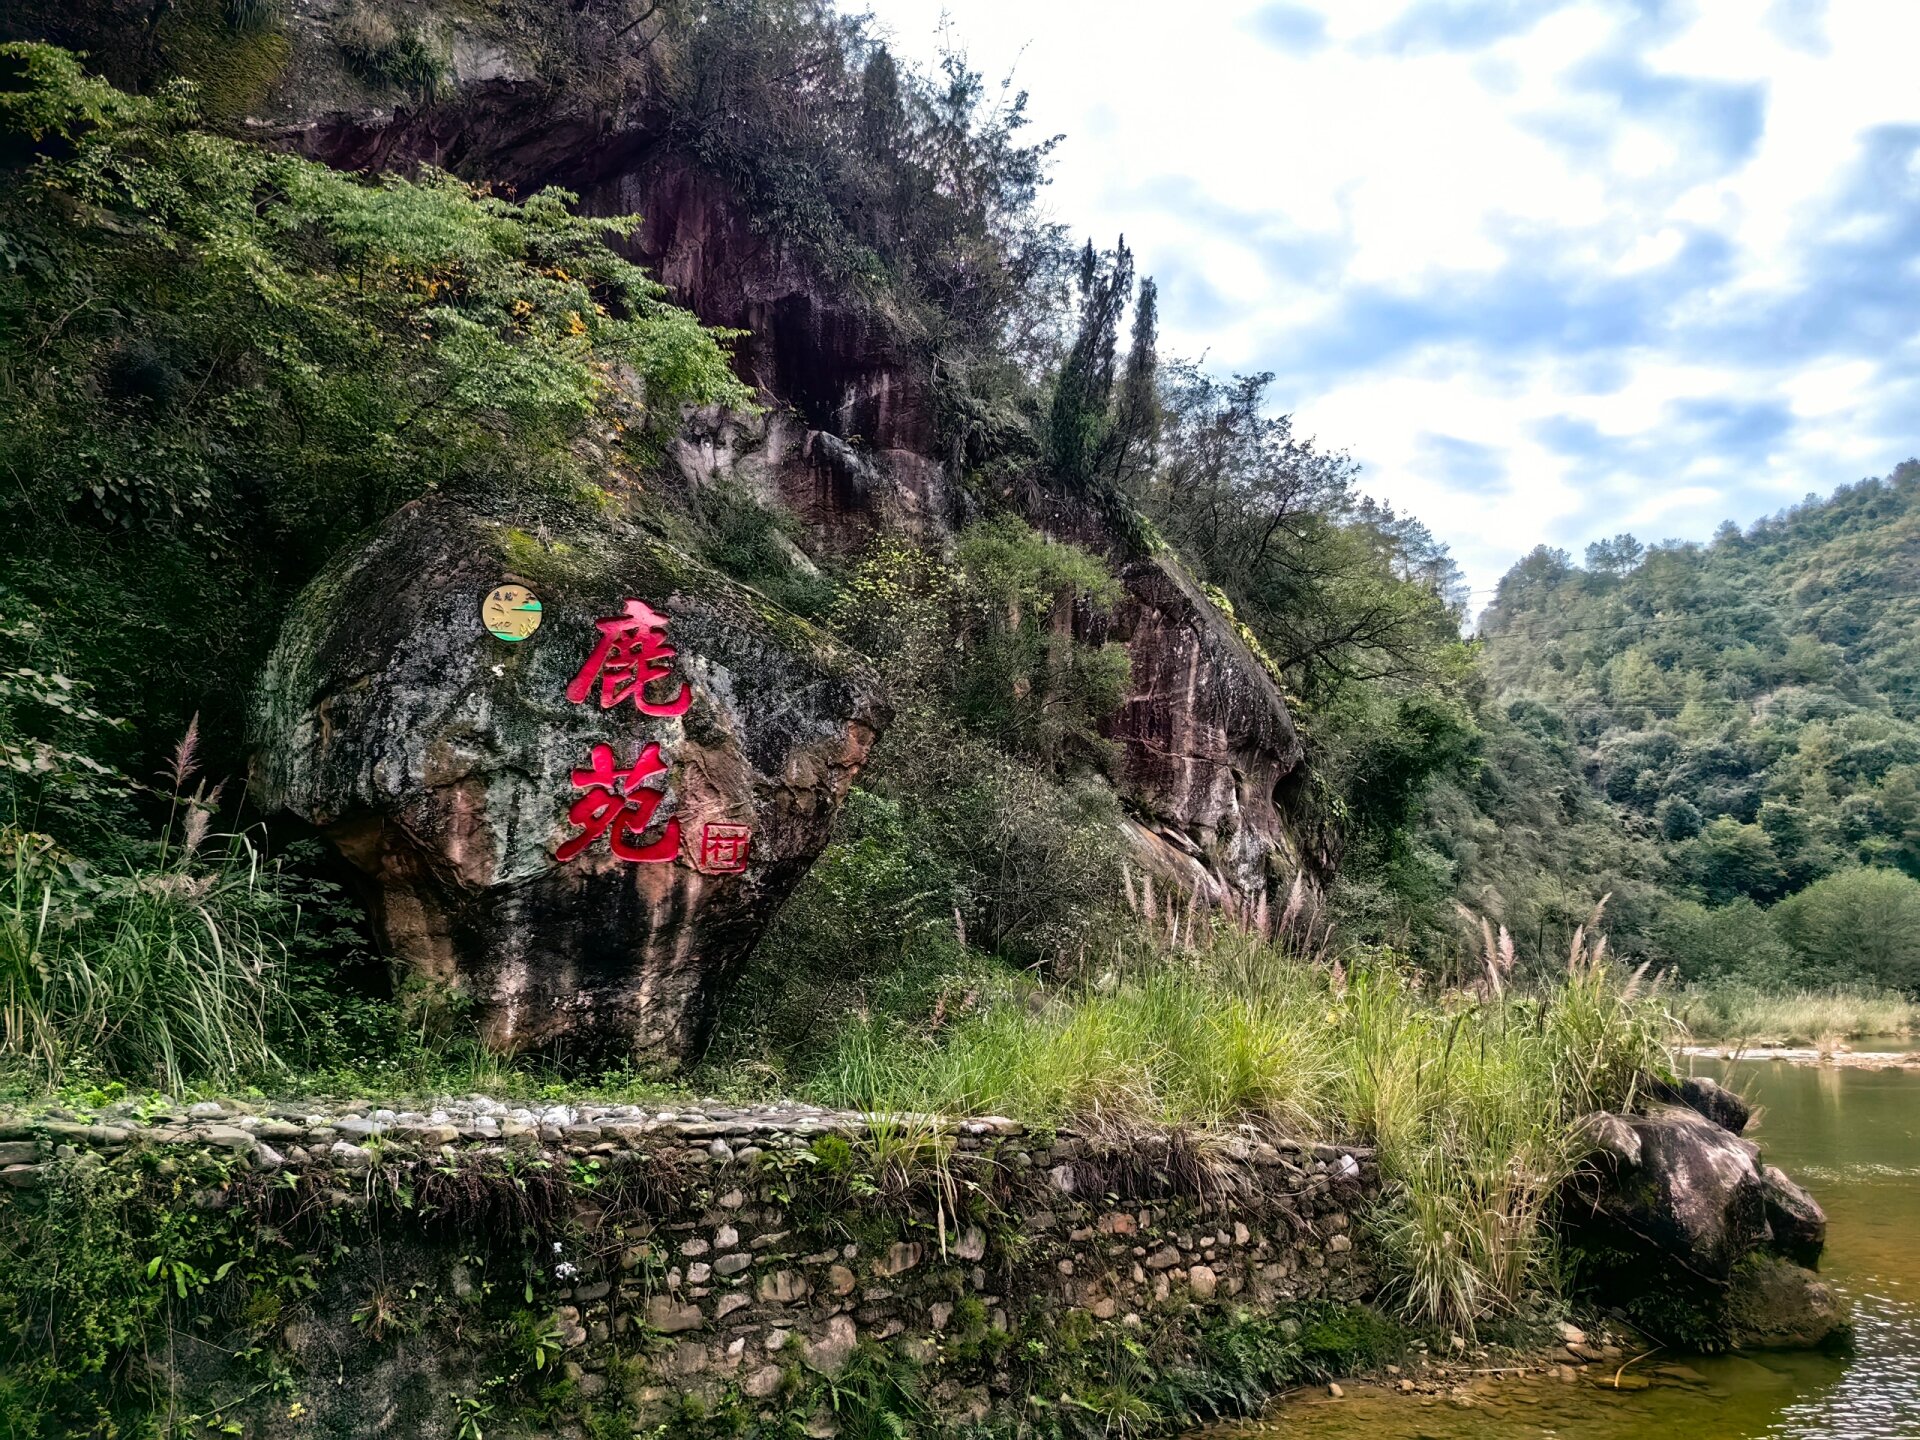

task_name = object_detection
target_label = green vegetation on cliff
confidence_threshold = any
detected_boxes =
[0,42,748,822]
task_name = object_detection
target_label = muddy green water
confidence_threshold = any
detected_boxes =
[1217,1055,1920,1439]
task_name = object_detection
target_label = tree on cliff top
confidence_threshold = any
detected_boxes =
[654,2,1070,355]
[1045,238,1160,502]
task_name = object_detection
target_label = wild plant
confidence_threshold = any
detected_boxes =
[0,722,296,1092]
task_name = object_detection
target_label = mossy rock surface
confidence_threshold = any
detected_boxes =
[1563,1100,1847,1353]
[1727,1254,1853,1352]
[250,482,888,1065]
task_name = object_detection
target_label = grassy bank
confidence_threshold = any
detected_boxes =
[808,929,1669,1331]
[1675,983,1920,1047]
[2,864,1674,1340]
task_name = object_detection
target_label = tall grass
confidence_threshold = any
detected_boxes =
[823,966,1339,1132]
[812,918,1672,1334]
[2,719,299,1097]
[1,830,293,1094]
[1676,981,1920,1047]
[1339,943,1667,1330]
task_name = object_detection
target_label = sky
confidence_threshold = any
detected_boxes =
[857,0,1920,607]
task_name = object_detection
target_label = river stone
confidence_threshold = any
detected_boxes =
[1568,1103,1850,1351]
[1760,1164,1827,1268]
[1727,1254,1850,1351]
[1576,1111,1644,1167]
[1652,1074,1752,1136]
[1588,1104,1771,1282]
[251,486,887,1063]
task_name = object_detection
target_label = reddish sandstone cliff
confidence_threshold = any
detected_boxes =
[216,3,1320,911]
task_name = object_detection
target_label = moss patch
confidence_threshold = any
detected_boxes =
[152,0,291,124]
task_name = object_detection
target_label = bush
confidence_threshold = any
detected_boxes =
[860,719,1127,966]
[1773,867,1920,990]
[336,4,448,98]
[1654,897,1794,983]
[704,721,1129,1084]
[834,518,1129,768]
[689,480,838,619]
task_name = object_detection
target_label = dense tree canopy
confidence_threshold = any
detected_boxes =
[1429,464,1920,982]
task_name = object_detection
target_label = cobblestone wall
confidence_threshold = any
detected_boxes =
[0,1096,1380,1437]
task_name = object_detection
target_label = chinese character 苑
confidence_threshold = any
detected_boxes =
[555,742,681,864]
[699,822,752,874]
[565,599,693,716]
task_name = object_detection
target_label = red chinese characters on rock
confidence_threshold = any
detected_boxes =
[553,598,753,870]
[699,822,752,874]
[554,742,680,864]
[566,599,693,716]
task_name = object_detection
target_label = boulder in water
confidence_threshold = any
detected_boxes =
[1566,1100,1848,1351]
[1760,1164,1827,1269]
[1588,1104,1771,1282]
[1727,1254,1848,1351]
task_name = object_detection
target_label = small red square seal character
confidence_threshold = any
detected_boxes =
[699,822,752,874]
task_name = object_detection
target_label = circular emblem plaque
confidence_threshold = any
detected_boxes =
[482,584,543,642]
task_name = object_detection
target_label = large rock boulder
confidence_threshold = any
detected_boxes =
[1566,1100,1845,1351]
[251,487,887,1063]
[1586,1104,1774,1282]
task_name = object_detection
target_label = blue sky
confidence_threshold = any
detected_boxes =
[859,0,1920,606]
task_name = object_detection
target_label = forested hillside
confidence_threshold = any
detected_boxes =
[1420,464,1920,990]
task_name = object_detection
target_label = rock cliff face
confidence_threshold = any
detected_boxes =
[190,3,1318,911]
[1081,556,1308,904]
[251,488,887,1063]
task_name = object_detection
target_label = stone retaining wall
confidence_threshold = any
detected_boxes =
[0,1097,1380,1437]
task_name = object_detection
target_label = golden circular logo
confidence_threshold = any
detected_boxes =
[482,584,543,642]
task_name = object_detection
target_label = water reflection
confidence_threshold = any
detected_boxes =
[1220,1056,1920,1439]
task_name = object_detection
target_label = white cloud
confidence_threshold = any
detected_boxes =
[857,0,1920,602]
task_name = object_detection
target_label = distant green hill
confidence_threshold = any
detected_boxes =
[1435,461,1920,987]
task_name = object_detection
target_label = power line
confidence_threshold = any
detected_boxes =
[1486,697,1920,716]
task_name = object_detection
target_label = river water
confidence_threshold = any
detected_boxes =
[1217,1055,1920,1439]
